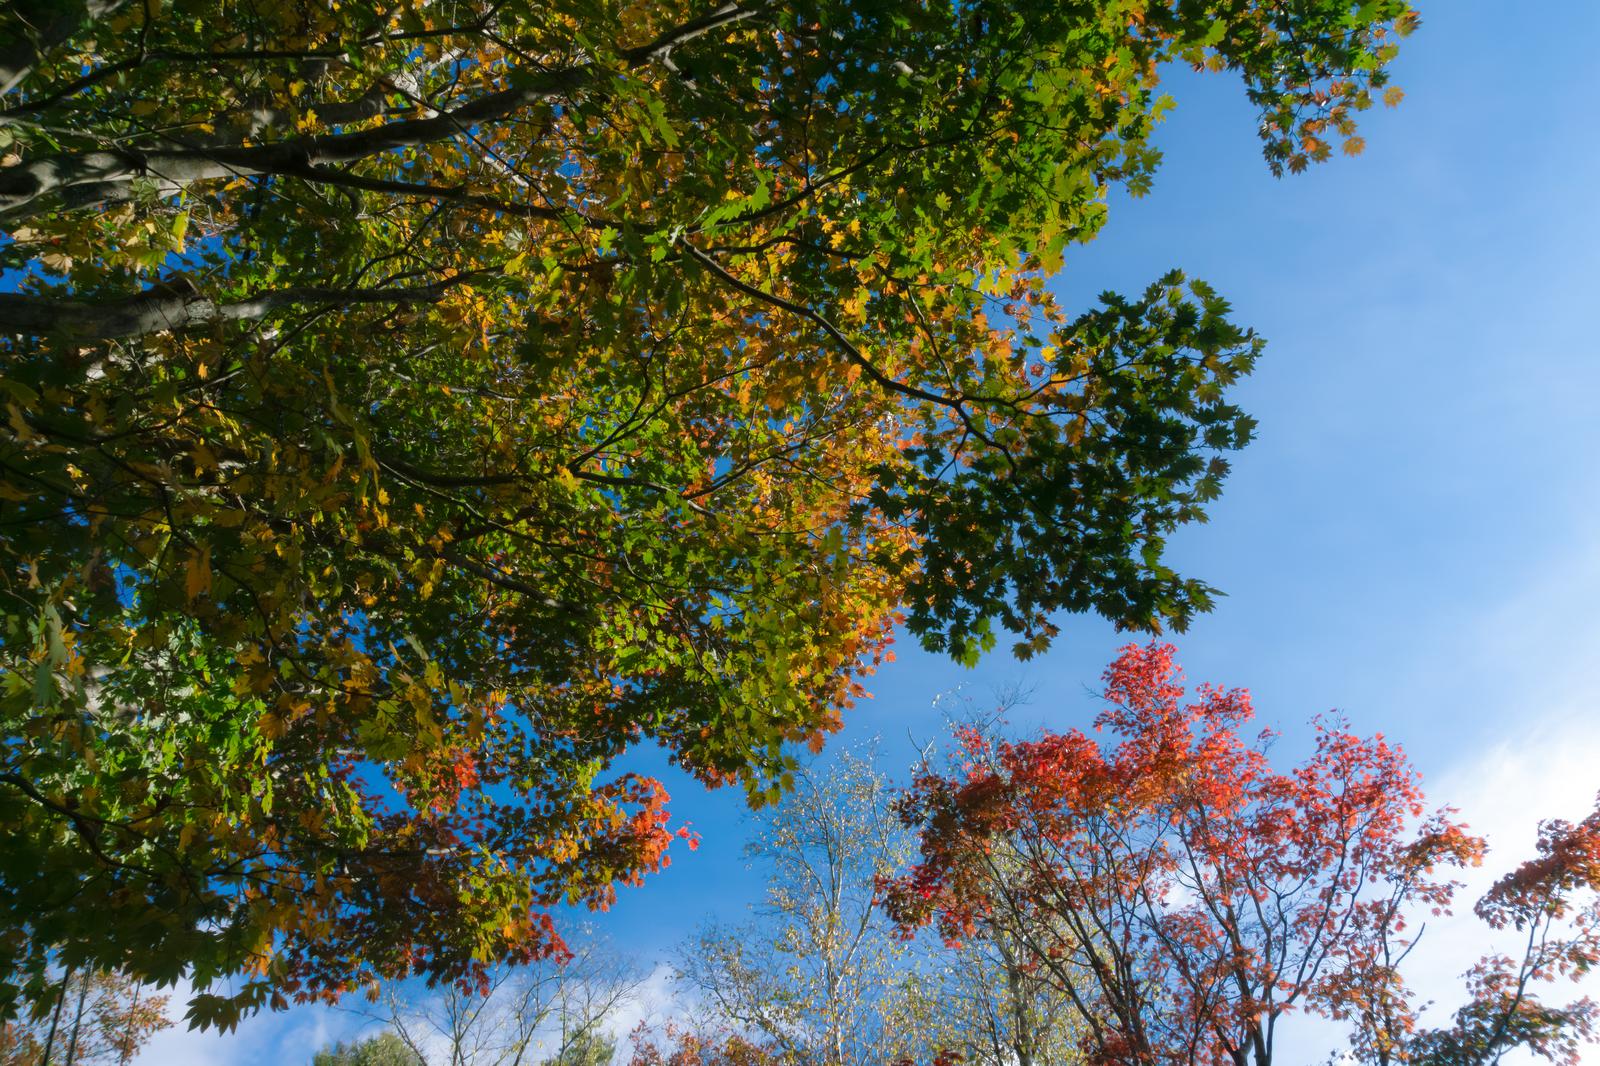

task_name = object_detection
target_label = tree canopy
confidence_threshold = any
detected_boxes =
[0,0,1417,1030]
[882,646,1600,1066]
[314,1032,427,1066]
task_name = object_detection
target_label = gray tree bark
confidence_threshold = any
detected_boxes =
[1,0,130,96]
[0,279,460,340]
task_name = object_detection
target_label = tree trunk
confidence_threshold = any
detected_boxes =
[118,985,140,1066]
[40,967,73,1066]
[63,973,90,1066]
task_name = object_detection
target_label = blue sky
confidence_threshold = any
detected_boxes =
[145,0,1600,1060]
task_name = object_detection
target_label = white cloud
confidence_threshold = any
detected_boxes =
[602,962,692,1044]
[1397,709,1600,1062]
[127,976,373,1066]
[1273,526,1600,1065]
[1266,708,1600,1065]
[129,961,699,1066]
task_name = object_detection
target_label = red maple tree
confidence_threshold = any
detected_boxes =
[1359,803,1600,1065]
[881,644,1597,1065]
[628,1022,780,1066]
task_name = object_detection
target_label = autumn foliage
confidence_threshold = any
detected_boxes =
[0,968,171,1065]
[1,0,1421,1029]
[627,1023,780,1066]
[1392,805,1600,1065]
[883,645,1598,1065]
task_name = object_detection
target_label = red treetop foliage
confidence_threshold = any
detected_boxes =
[1389,803,1600,1066]
[628,1022,780,1066]
[880,643,1491,1066]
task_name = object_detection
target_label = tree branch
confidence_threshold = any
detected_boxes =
[0,0,130,97]
[0,276,472,339]
[0,2,765,219]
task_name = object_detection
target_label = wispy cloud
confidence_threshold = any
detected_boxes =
[1402,709,1600,1029]
[131,979,371,1066]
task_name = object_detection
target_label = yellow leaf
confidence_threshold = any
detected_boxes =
[191,443,218,475]
[185,546,212,601]
[6,403,34,442]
